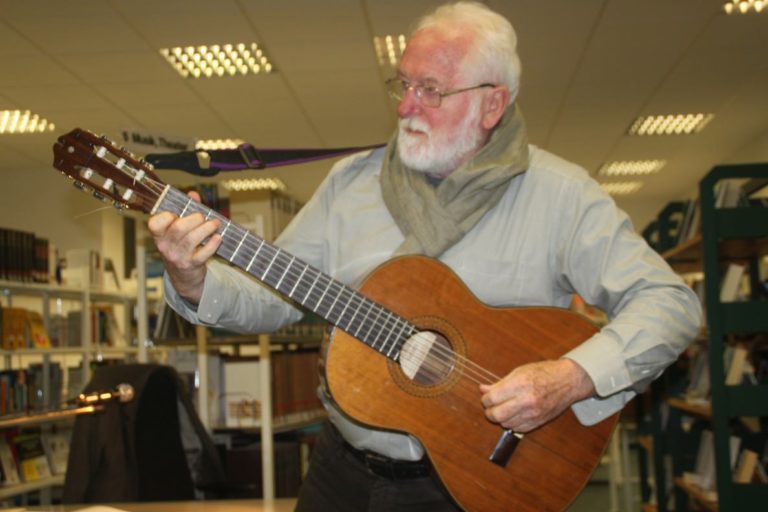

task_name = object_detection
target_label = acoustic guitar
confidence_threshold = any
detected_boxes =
[52,128,618,511]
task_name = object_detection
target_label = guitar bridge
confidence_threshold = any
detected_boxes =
[489,429,523,467]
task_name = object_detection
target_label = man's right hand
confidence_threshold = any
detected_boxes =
[147,192,222,305]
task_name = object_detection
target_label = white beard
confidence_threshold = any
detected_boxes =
[397,100,486,177]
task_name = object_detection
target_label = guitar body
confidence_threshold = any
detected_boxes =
[326,256,617,512]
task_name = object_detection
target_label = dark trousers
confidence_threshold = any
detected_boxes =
[295,422,461,512]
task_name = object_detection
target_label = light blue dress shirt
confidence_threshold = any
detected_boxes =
[165,145,702,460]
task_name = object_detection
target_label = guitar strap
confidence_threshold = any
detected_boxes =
[144,143,384,177]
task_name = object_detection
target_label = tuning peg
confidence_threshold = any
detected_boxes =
[112,201,126,211]
[93,190,108,202]
[73,180,86,191]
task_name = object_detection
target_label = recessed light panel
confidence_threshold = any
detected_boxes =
[222,177,287,192]
[724,0,766,14]
[599,160,666,176]
[374,35,407,68]
[160,43,275,79]
[628,113,714,136]
[0,110,55,134]
[196,139,245,150]
[601,181,643,195]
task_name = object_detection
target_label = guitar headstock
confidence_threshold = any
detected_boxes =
[52,128,166,214]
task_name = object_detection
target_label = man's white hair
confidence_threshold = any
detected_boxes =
[412,1,522,103]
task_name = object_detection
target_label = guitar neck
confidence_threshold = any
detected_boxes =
[154,186,413,361]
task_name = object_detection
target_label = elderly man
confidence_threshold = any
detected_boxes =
[149,2,701,510]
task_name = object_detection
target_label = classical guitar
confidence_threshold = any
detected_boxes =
[52,128,618,511]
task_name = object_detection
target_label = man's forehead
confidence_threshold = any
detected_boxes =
[400,28,472,84]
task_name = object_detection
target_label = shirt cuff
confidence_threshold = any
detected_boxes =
[195,263,229,325]
[564,331,632,397]
[571,391,636,426]
[163,264,229,325]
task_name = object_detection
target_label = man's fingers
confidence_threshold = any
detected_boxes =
[147,211,176,236]
[193,233,222,263]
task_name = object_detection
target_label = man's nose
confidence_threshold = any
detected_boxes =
[397,87,421,118]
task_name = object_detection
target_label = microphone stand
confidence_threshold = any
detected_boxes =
[0,405,104,429]
[0,383,135,429]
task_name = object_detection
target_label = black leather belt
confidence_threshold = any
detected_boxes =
[342,440,432,479]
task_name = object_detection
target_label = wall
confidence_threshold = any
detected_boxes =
[1,168,102,252]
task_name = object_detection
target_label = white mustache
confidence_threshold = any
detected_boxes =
[399,118,431,137]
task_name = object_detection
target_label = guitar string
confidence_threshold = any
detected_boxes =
[131,173,502,387]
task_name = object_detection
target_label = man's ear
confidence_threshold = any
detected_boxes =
[481,85,510,130]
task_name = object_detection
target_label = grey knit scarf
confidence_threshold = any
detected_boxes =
[380,104,530,257]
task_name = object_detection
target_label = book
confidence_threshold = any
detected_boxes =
[2,307,28,349]
[685,345,710,402]
[734,449,759,483]
[0,437,21,485]
[11,432,52,482]
[41,431,71,475]
[725,345,749,385]
[27,310,51,349]
[720,263,746,302]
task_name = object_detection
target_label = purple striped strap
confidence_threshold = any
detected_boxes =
[145,142,384,177]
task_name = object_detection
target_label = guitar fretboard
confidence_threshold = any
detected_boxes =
[157,186,415,361]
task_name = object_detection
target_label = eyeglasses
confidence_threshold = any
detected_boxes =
[385,78,496,108]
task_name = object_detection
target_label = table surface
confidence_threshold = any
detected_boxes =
[21,499,297,512]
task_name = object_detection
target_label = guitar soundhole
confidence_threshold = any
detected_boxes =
[398,330,455,386]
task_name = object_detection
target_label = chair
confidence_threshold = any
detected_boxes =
[63,363,227,503]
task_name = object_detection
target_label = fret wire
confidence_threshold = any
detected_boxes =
[361,306,383,346]
[344,298,365,334]
[334,291,355,329]
[324,286,344,323]
[230,230,248,262]
[301,271,322,306]
[374,311,396,350]
[245,240,265,273]
[352,300,375,338]
[180,197,192,217]
[289,262,310,299]
[387,319,410,359]
[313,275,335,313]
[221,219,232,237]
[261,247,281,281]
[275,255,295,292]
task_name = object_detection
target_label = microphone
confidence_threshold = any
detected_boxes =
[77,383,135,405]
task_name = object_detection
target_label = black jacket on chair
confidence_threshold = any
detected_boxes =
[63,363,226,503]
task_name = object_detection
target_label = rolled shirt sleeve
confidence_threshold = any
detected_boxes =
[164,261,304,334]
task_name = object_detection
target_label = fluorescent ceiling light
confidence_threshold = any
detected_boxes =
[160,43,274,79]
[0,110,55,134]
[599,160,667,176]
[628,113,714,136]
[601,181,643,195]
[374,35,407,68]
[196,139,245,150]
[222,177,287,192]
[723,0,766,14]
